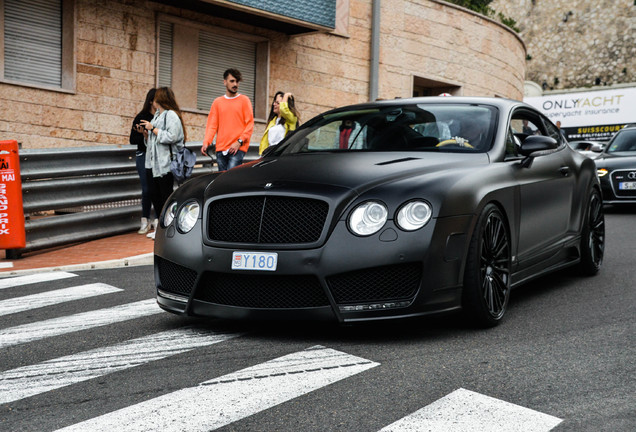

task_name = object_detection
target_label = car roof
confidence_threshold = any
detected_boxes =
[324,96,527,115]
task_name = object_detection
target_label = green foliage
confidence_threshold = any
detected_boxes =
[446,0,519,32]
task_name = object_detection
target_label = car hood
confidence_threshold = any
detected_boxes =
[204,152,489,200]
[594,153,636,167]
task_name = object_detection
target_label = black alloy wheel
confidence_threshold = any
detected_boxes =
[463,204,511,327]
[579,189,605,276]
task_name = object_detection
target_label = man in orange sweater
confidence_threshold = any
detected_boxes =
[201,68,254,171]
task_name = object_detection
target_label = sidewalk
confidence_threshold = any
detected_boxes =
[0,231,154,277]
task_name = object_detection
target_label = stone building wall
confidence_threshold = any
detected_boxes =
[490,0,636,91]
[0,0,525,149]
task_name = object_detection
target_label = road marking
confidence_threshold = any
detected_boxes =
[0,327,239,404]
[0,283,122,317]
[0,299,161,349]
[55,345,379,432]
[379,388,562,432]
[0,272,77,290]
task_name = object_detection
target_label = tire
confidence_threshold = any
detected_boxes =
[462,204,511,327]
[578,189,605,276]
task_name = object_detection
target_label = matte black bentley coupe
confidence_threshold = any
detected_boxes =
[154,97,605,327]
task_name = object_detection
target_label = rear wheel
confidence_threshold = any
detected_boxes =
[462,204,511,327]
[578,189,604,276]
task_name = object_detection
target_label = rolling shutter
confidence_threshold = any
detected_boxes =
[197,31,255,111]
[4,0,62,87]
[158,21,173,88]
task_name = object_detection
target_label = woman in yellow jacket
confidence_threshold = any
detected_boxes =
[259,91,301,154]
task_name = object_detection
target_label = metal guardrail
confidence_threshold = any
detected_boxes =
[7,143,259,258]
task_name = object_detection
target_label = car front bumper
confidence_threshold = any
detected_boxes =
[154,215,473,323]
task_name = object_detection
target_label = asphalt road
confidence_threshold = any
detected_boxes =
[0,209,634,431]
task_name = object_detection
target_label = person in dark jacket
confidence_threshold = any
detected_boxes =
[130,88,156,234]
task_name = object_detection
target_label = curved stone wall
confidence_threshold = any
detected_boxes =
[375,0,526,100]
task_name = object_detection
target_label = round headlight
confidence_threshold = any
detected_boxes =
[349,201,388,236]
[396,200,432,231]
[163,201,177,227]
[177,201,200,233]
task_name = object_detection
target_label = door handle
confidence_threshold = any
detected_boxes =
[559,166,570,176]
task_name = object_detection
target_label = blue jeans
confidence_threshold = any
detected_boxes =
[135,152,153,218]
[216,150,245,172]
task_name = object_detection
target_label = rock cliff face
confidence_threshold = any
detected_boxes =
[490,0,635,90]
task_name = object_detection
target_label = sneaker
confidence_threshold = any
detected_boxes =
[151,218,159,231]
[147,231,156,240]
[137,217,150,235]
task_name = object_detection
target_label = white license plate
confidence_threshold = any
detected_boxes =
[619,181,636,190]
[231,251,278,271]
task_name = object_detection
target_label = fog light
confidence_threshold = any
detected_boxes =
[339,301,411,312]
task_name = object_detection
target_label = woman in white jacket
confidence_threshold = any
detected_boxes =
[140,87,186,238]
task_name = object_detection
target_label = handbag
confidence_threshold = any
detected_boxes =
[170,144,197,184]
[162,111,196,184]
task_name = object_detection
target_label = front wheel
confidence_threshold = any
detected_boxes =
[578,189,605,276]
[462,204,511,327]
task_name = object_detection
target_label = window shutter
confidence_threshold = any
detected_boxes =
[197,31,255,111]
[4,0,62,87]
[158,22,173,88]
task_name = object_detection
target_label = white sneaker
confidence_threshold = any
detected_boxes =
[137,217,150,234]
[147,231,156,239]
[151,218,159,231]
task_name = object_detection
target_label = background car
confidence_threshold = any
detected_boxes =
[568,140,605,157]
[153,97,604,328]
[594,126,636,205]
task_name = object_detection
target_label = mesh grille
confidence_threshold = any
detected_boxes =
[327,263,422,304]
[611,170,636,197]
[208,197,328,244]
[157,257,198,296]
[194,272,329,308]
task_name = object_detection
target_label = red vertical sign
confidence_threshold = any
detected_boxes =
[0,140,26,249]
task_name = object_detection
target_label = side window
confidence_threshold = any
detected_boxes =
[542,118,564,146]
[509,110,551,157]
[505,127,520,158]
[510,117,543,138]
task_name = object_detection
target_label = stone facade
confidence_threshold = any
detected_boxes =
[491,0,636,91]
[0,0,525,149]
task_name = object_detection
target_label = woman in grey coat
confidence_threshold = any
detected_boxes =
[140,87,186,238]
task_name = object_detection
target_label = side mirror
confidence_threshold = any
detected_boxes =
[519,135,558,157]
[590,143,604,153]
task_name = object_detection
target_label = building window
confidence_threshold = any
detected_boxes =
[197,30,256,111]
[157,17,267,119]
[1,0,74,90]
[158,21,173,89]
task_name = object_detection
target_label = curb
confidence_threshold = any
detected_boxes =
[0,253,154,278]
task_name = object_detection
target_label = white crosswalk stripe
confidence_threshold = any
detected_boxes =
[0,299,161,349]
[379,388,562,432]
[55,345,380,432]
[0,271,77,290]
[0,283,122,317]
[0,273,566,431]
[0,326,240,404]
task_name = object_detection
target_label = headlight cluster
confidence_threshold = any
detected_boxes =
[348,200,432,236]
[597,168,608,177]
[163,200,200,233]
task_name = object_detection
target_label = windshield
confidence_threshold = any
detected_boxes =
[271,104,498,155]
[606,129,636,154]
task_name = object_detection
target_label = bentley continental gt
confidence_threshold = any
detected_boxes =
[154,97,605,327]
